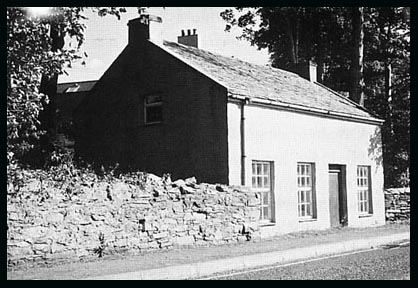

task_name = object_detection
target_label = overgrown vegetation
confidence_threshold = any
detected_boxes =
[7,7,145,168]
[93,232,106,258]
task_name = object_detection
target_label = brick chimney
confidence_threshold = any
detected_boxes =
[177,29,198,48]
[293,61,317,82]
[127,14,163,46]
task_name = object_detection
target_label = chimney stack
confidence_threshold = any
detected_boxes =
[127,14,163,46]
[178,28,198,48]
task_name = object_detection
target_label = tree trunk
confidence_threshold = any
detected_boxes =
[350,7,365,106]
[285,18,297,66]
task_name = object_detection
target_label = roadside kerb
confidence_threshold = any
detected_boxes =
[85,232,409,280]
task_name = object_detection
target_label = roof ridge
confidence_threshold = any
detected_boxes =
[163,40,299,76]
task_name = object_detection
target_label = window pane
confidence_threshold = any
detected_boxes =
[306,177,310,186]
[146,106,163,123]
[263,207,270,219]
[306,191,311,203]
[301,177,305,187]
[257,164,261,175]
[263,164,269,176]
[263,192,270,205]
[263,176,269,187]
[257,176,263,187]
[252,163,256,175]
[306,204,311,216]
[252,177,256,187]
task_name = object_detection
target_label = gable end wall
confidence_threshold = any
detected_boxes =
[75,42,229,184]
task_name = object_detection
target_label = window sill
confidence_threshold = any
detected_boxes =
[298,218,317,223]
[358,213,373,218]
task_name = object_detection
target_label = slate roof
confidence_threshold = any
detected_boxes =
[57,80,97,94]
[158,40,381,122]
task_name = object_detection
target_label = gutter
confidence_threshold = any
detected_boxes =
[228,94,384,126]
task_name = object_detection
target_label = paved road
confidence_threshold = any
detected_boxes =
[201,243,410,280]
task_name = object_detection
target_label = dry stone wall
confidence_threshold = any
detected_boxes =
[7,172,260,267]
[384,187,410,223]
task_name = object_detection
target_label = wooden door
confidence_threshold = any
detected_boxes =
[329,170,340,227]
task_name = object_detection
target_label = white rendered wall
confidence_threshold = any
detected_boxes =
[227,102,385,237]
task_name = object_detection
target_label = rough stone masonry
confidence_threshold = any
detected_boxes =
[7,172,260,267]
[384,187,410,223]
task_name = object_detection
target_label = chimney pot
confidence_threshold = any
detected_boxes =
[181,30,185,36]
[193,29,197,35]
[187,29,191,36]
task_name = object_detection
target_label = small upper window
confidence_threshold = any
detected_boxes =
[144,95,162,124]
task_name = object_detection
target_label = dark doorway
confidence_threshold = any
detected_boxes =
[328,164,348,227]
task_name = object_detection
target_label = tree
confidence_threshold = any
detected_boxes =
[7,7,142,166]
[221,7,410,187]
[363,7,410,187]
[220,7,354,92]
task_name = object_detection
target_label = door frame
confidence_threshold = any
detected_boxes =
[328,164,348,227]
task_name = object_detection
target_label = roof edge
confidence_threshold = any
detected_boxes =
[229,93,384,126]
[57,79,98,85]
[149,39,228,90]
[314,82,384,121]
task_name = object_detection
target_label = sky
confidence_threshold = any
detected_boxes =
[59,7,270,83]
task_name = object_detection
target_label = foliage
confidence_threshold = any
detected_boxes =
[7,7,135,166]
[221,7,353,91]
[221,7,410,187]
[93,232,106,258]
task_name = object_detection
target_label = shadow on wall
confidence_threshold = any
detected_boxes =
[368,127,383,172]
